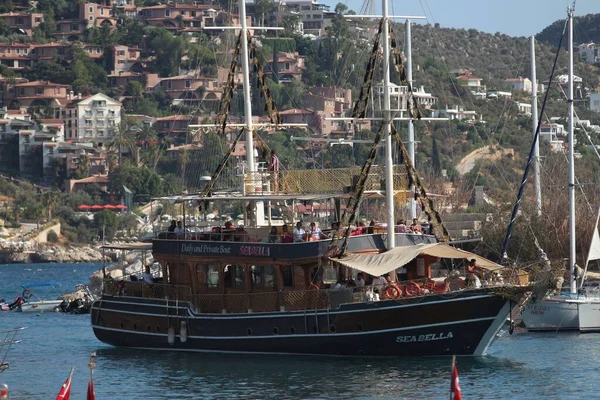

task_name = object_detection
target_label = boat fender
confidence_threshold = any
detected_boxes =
[309,283,319,290]
[22,289,32,301]
[384,284,402,300]
[404,281,422,297]
[167,326,175,345]
[0,383,8,400]
[180,321,188,343]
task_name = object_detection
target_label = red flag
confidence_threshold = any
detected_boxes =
[56,368,74,400]
[87,378,96,400]
[450,356,462,400]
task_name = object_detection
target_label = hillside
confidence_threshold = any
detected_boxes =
[537,13,600,46]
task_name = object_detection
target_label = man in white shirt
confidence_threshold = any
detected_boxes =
[355,273,366,288]
[293,222,305,242]
[372,275,388,292]
[174,221,185,234]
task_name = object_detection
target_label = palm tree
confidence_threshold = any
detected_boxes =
[108,120,137,166]
[75,153,90,178]
[41,191,59,221]
[135,124,158,149]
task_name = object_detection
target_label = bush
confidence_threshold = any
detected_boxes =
[46,230,59,243]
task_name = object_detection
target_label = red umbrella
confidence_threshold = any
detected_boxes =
[90,205,105,210]
[114,205,128,209]
[103,204,117,209]
[78,205,92,210]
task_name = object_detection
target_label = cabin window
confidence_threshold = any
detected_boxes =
[206,264,219,288]
[250,265,275,289]
[224,264,245,289]
[282,265,293,287]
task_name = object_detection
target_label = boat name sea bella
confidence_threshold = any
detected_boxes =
[395,331,453,343]
[180,243,271,257]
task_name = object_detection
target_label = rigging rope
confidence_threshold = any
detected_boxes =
[249,39,282,125]
[390,124,450,242]
[196,128,246,204]
[215,31,243,135]
[498,17,568,264]
[352,18,384,119]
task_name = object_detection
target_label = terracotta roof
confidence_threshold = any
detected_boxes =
[108,72,140,78]
[456,75,482,81]
[0,12,34,17]
[279,108,313,115]
[0,43,30,47]
[71,175,109,184]
[166,144,203,152]
[31,42,69,48]
[140,4,218,10]
[38,119,63,124]
[13,80,70,88]
[504,77,527,82]
[155,115,192,121]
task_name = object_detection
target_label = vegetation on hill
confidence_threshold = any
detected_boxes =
[537,13,600,47]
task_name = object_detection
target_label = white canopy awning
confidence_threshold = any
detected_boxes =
[330,243,503,277]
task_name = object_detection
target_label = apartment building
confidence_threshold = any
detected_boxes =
[0,12,44,36]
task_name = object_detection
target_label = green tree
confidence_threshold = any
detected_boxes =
[431,136,442,177]
[108,120,137,165]
[147,29,185,77]
[94,209,119,240]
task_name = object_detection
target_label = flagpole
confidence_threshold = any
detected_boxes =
[450,355,455,400]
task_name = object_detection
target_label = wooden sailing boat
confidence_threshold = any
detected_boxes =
[90,0,530,357]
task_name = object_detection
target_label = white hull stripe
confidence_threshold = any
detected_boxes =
[92,315,496,340]
[94,293,496,320]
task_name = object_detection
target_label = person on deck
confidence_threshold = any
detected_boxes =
[410,218,422,234]
[293,222,306,242]
[174,221,185,235]
[281,224,293,243]
[465,259,482,288]
[268,150,280,193]
[395,220,407,233]
[372,275,388,293]
[168,220,177,232]
[308,222,328,241]
[355,273,366,288]
[268,226,280,243]
[142,266,153,284]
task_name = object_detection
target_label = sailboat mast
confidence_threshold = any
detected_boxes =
[381,0,396,249]
[406,20,417,220]
[531,36,542,217]
[239,0,255,174]
[567,7,576,295]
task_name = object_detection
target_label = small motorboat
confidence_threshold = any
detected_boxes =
[17,282,63,313]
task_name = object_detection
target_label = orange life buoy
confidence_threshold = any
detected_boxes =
[404,281,422,297]
[384,284,402,299]
[309,282,320,290]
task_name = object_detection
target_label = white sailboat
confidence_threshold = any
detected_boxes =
[522,7,600,332]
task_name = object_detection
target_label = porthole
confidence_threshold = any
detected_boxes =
[273,327,279,335]
[247,328,253,336]
[330,325,336,333]
[147,326,151,332]
[290,326,296,334]
[357,323,364,332]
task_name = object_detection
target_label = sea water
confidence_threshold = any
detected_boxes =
[0,263,599,399]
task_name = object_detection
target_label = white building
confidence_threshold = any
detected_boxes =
[431,105,479,122]
[515,101,532,116]
[503,77,532,93]
[578,43,598,64]
[590,92,600,113]
[76,93,121,146]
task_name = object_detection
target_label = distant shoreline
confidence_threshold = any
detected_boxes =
[0,245,108,264]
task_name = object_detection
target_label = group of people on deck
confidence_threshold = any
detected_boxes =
[268,221,330,243]
[167,220,186,234]
[395,218,431,235]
